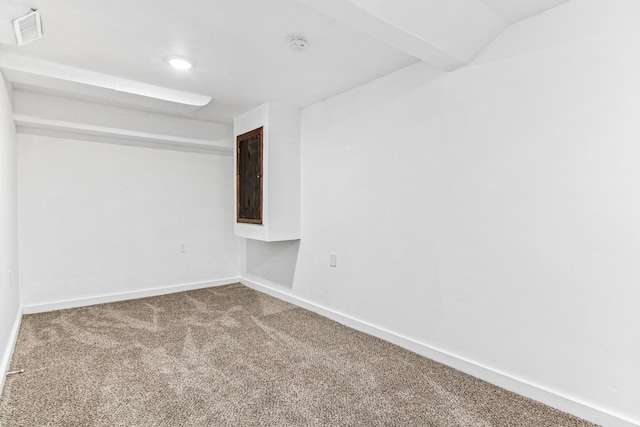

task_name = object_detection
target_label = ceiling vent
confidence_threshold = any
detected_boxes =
[13,9,42,46]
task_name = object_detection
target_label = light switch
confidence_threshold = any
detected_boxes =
[329,253,337,267]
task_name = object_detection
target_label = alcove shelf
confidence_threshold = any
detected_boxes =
[234,103,301,242]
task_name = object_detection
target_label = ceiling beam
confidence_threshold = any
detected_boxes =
[298,0,467,71]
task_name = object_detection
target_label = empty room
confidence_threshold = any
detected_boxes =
[0,0,638,425]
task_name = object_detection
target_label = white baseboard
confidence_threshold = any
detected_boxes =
[240,274,639,427]
[22,277,240,314]
[0,306,23,395]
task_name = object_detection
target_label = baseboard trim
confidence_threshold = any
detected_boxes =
[0,306,23,395]
[22,277,241,314]
[240,274,639,427]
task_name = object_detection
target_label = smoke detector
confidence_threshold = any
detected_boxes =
[286,35,309,52]
[13,9,42,46]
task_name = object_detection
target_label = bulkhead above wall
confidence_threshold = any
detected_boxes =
[11,90,233,155]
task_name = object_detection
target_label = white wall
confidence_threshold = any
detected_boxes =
[245,239,300,287]
[0,74,20,387]
[18,134,240,308]
[245,0,640,425]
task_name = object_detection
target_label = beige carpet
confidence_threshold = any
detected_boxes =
[1,283,596,426]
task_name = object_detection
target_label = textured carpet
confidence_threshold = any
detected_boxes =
[1,283,596,426]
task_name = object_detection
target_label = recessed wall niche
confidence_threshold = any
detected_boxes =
[233,103,300,242]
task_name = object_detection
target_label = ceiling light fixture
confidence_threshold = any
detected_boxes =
[167,57,192,70]
[285,35,309,52]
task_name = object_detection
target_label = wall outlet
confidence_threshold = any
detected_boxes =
[329,253,337,267]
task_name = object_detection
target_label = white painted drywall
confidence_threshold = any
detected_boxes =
[0,73,20,384]
[347,0,506,63]
[245,239,300,288]
[13,91,232,144]
[246,0,640,425]
[18,134,240,307]
[234,103,301,241]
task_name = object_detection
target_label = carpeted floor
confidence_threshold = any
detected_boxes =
[1,283,596,426]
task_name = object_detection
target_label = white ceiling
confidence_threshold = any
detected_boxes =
[0,0,570,124]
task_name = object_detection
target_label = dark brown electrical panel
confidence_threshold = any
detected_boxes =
[236,127,263,224]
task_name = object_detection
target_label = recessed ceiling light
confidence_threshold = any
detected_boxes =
[168,57,192,70]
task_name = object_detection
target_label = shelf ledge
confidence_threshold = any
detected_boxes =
[13,114,233,155]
